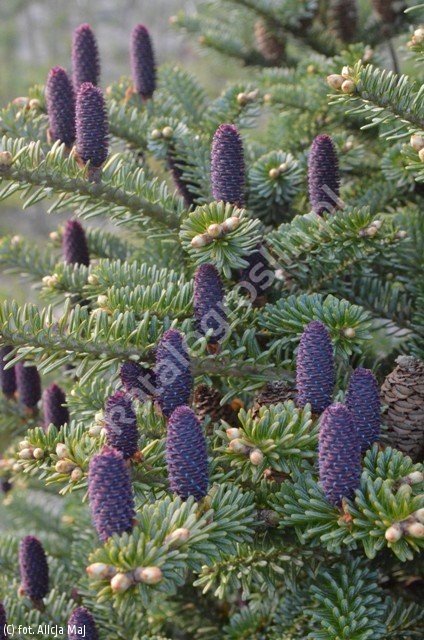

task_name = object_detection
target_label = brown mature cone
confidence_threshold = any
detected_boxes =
[329,0,358,43]
[381,356,424,462]
[254,19,286,65]
[193,384,239,428]
[251,380,296,418]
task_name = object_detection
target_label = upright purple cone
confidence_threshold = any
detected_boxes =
[166,405,209,501]
[239,244,272,302]
[75,83,109,168]
[72,24,100,89]
[345,368,380,453]
[68,607,99,640]
[194,264,227,344]
[120,361,156,401]
[318,403,361,506]
[0,346,16,399]
[211,124,246,206]
[42,383,69,430]
[0,602,7,640]
[62,219,90,267]
[19,536,49,602]
[16,362,42,409]
[46,66,76,147]
[308,134,340,215]
[296,321,335,414]
[154,329,193,418]
[88,446,135,542]
[130,24,157,100]
[104,391,138,459]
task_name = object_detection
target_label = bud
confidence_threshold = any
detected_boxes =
[194,264,227,345]
[296,321,335,414]
[308,134,340,216]
[70,467,83,482]
[154,329,192,417]
[56,443,70,459]
[88,425,102,437]
[207,223,223,238]
[326,74,345,90]
[55,460,76,474]
[110,573,133,593]
[226,427,241,440]
[19,440,30,450]
[133,566,163,585]
[87,273,99,285]
[410,134,424,152]
[19,536,49,602]
[19,449,34,460]
[343,327,356,338]
[404,471,424,485]
[269,167,280,179]
[419,148,424,163]
[62,219,90,267]
[130,24,157,100]
[33,448,44,460]
[414,508,424,523]
[42,383,69,430]
[211,124,245,207]
[165,527,191,546]
[0,151,13,167]
[191,233,213,248]
[86,562,117,580]
[166,405,208,501]
[151,129,162,140]
[249,449,264,465]
[405,522,424,538]
[46,66,76,146]
[68,607,99,640]
[229,439,250,455]
[385,523,402,542]
[72,23,100,89]
[162,126,173,139]
[341,79,356,94]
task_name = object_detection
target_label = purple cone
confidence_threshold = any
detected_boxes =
[16,362,41,409]
[19,536,49,602]
[194,264,227,344]
[104,391,138,460]
[239,244,272,300]
[130,24,156,99]
[166,405,209,501]
[46,66,76,147]
[75,82,109,168]
[345,368,380,453]
[308,134,340,215]
[167,153,196,208]
[318,403,361,506]
[154,329,193,418]
[211,124,246,206]
[0,602,7,639]
[88,446,135,542]
[0,346,16,398]
[68,607,99,640]
[296,321,335,414]
[42,383,69,430]
[72,24,100,89]
[62,219,90,267]
[120,362,156,401]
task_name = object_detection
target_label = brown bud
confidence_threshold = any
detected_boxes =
[341,80,356,94]
[133,566,163,585]
[229,438,250,455]
[0,151,13,167]
[207,223,223,238]
[249,449,264,465]
[86,562,117,580]
[326,74,345,90]
[32,448,44,460]
[410,134,424,152]
[55,460,76,474]
[191,234,212,248]
[221,216,240,233]
[110,573,133,593]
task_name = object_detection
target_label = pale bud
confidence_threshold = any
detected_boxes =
[49,231,60,242]
[29,99,40,110]
[56,443,69,459]
[97,295,108,307]
[19,448,34,460]
[397,230,407,239]
[19,440,30,450]
[246,90,259,101]
[326,74,344,90]
[405,522,424,538]
[87,274,99,285]
[55,460,76,474]
[279,162,289,172]
[133,566,163,585]
[343,327,356,338]
[191,234,212,248]
[151,129,162,140]
[263,93,272,104]
[413,508,424,523]
[371,220,382,230]
[341,66,351,78]
[110,573,133,593]
[226,427,241,440]
[32,448,44,460]
[404,471,424,485]
[385,523,402,542]
[237,92,248,106]
[221,216,240,233]
[249,449,264,466]
[0,151,13,167]
[13,462,23,472]
[419,148,424,163]
[410,134,424,152]
[88,424,103,437]
[269,167,280,179]
[341,80,356,94]
[162,126,174,139]
[413,27,424,43]
[207,223,223,238]
[229,439,250,455]
[86,562,117,580]
[366,226,378,237]
[70,467,83,482]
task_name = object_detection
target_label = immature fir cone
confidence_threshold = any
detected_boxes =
[42,383,69,430]
[166,405,209,501]
[68,607,99,640]
[254,18,286,64]
[345,368,380,453]
[75,83,109,168]
[194,264,227,344]
[154,329,193,417]
[211,124,246,206]
[296,321,335,414]
[329,0,358,43]
[130,24,156,99]
[104,391,138,459]
[239,244,272,302]
[381,356,424,462]
[88,446,135,542]
[120,361,156,401]
[16,362,42,409]
[62,219,90,266]
[308,134,340,215]
[252,381,296,417]
[19,535,49,602]
[319,403,361,506]
[167,152,196,208]
[0,602,7,639]
[0,345,16,399]
[46,66,76,146]
[72,24,100,89]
